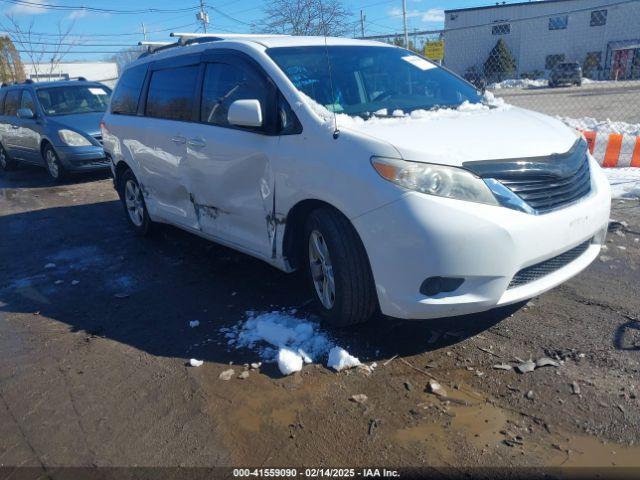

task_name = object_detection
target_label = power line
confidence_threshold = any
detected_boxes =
[0,0,201,15]
[0,22,199,38]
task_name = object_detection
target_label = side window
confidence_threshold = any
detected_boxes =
[146,65,198,121]
[111,63,147,115]
[21,91,35,112]
[278,92,302,135]
[0,90,6,115]
[200,61,267,128]
[4,90,20,116]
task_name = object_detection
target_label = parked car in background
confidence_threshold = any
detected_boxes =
[549,62,583,87]
[0,79,111,181]
[103,35,610,327]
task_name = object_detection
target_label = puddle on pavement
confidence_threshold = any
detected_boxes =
[554,435,640,468]
[394,384,507,453]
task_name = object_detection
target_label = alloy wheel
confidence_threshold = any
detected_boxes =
[46,149,59,178]
[308,230,335,309]
[124,179,145,227]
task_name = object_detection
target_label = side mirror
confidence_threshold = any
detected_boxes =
[17,108,35,119]
[227,99,262,128]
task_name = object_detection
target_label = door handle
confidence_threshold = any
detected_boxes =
[11,125,19,129]
[170,136,186,144]
[187,137,206,148]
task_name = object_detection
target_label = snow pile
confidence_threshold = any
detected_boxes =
[488,78,548,90]
[603,168,640,199]
[298,91,508,131]
[327,347,361,372]
[223,310,362,376]
[557,116,640,138]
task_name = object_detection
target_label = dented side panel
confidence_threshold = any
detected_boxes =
[182,123,278,258]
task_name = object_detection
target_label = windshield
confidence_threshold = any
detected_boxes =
[267,45,483,117]
[36,85,111,116]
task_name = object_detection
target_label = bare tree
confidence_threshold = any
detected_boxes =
[109,47,144,74]
[2,14,79,81]
[0,36,26,83]
[260,0,351,37]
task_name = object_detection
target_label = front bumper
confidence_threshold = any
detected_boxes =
[353,157,611,320]
[56,145,109,171]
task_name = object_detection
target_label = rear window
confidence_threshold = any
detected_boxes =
[111,63,147,115]
[4,90,20,116]
[145,65,198,121]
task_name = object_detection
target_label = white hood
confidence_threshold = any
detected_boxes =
[339,105,577,166]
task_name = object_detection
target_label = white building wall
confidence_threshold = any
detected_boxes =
[444,0,640,78]
[24,62,118,87]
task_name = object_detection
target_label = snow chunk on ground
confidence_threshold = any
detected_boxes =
[327,346,361,372]
[225,310,333,363]
[277,347,303,375]
[223,310,363,376]
[189,358,203,367]
[604,168,640,199]
[557,116,640,138]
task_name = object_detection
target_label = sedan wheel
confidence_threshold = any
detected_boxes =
[308,230,336,309]
[124,179,145,227]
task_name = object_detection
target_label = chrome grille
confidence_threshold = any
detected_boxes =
[508,239,591,289]
[93,134,103,145]
[463,140,592,215]
[494,156,590,214]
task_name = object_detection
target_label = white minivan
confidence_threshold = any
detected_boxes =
[102,34,611,327]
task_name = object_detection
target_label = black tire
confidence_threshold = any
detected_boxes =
[43,144,66,182]
[0,143,16,171]
[120,168,153,236]
[303,207,377,327]
[576,80,582,87]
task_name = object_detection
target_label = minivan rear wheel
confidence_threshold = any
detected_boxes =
[121,169,153,236]
[303,208,377,327]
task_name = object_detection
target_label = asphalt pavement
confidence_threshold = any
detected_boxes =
[1,165,640,477]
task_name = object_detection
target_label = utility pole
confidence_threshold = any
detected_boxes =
[141,22,148,41]
[402,0,408,48]
[196,0,209,33]
[360,10,365,38]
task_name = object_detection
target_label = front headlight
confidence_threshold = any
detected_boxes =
[59,129,92,147]
[371,157,499,206]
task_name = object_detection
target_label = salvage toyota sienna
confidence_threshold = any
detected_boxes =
[102,35,611,327]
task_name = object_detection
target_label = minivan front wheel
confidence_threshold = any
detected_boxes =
[0,143,16,171]
[44,145,66,181]
[121,169,153,236]
[304,208,377,327]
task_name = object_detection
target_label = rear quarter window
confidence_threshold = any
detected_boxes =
[111,63,148,115]
[145,65,199,121]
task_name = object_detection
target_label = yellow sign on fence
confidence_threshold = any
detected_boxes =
[424,40,444,61]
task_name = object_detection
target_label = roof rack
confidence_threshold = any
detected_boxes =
[137,32,291,58]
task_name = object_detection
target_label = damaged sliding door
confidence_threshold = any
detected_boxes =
[182,54,279,259]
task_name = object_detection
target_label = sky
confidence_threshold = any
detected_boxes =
[0,0,532,62]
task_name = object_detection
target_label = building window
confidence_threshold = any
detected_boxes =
[492,23,510,35]
[548,15,568,30]
[546,54,565,70]
[590,9,607,26]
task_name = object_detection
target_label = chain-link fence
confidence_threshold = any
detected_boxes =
[362,0,640,166]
